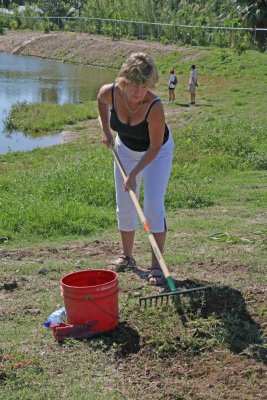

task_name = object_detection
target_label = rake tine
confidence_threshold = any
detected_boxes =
[139,285,211,307]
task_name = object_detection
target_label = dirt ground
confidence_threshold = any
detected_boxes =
[0,242,266,399]
[0,30,203,65]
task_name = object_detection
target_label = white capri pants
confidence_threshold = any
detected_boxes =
[114,134,174,233]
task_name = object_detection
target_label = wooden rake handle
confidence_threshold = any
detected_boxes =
[112,147,176,292]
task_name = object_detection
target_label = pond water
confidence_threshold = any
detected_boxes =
[0,53,117,155]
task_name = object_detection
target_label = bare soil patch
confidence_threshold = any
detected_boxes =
[0,240,267,400]
[0,30,204,66]
[1,241,266,324]
[0,240,266,399]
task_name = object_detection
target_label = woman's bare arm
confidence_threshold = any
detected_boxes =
[97,83,114,147]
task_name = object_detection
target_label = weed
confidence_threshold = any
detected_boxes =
[247,152,267,170]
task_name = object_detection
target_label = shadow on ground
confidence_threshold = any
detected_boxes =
[172,278,266,364]
[85,321,140,359]
[129,266,266,364]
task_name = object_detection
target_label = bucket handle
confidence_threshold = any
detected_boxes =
[84,295,119,321]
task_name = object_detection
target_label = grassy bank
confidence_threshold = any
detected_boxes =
[5,101,98,133]
[0,44,266,399]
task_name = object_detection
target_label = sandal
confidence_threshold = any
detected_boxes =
[147,266,165,286]
[107,254,136,272]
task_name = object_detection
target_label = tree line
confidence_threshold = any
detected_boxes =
[1,1,266,48]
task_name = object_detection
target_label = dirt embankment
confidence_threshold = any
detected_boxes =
[0,30,202,67]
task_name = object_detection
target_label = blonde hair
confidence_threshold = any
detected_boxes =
[116,53,159,88]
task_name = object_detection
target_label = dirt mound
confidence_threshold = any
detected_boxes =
[0,30,205,67]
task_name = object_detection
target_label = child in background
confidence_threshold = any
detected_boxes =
[168,69,177,103]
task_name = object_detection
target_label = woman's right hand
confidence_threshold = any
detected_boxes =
[124,171,137,192]
[101,131,114,148]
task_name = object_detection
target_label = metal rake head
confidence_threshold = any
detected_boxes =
[139,285,211,308]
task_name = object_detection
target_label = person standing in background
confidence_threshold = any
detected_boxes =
[168,69,177,103]
[188,64,198,105]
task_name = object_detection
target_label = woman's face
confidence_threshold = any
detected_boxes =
[125,82,148,103]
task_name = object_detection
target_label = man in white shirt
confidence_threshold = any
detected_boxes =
[188,64,198,105]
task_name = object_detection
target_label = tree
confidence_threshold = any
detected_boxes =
[235,0,267,26]
[38,0,71,17]
[234,0,267,46]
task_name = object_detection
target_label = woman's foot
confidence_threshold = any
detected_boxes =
[147,266,165,286]
[108,254,136,272]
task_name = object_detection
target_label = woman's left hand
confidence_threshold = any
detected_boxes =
[124,172,137,192]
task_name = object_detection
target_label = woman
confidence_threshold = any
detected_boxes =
[97,53,174,285]
[168,69,177,103]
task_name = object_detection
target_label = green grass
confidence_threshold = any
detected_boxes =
[5,101,98,133]
[0,143,116,241]
[0,44,267,400]
[1,108,266,241]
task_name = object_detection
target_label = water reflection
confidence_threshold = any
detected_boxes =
[0,53,117,155]
[39,87,59,103]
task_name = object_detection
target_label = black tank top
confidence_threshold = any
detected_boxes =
[110,84,169,151]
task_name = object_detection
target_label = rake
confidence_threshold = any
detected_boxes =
[112,146,211,307]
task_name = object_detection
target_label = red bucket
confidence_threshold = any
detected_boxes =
[61,270,119,333]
